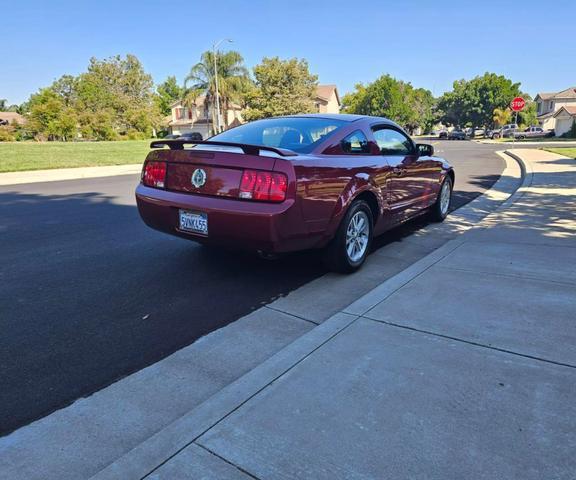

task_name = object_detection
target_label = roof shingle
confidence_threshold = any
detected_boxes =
[0,112,26,124]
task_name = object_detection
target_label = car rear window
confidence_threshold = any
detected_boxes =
[211,117,347,153]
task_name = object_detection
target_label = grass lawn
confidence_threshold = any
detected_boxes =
[0,140,153,173]
[543,148,576,158]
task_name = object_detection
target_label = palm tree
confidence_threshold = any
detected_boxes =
[493,107,511,127]
[183,50,251,135]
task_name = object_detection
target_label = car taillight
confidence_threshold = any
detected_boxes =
[142,161,166,188]
[239,170,287,202]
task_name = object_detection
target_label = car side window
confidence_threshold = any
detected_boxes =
[341,130,370,154]
[372,128,414,155]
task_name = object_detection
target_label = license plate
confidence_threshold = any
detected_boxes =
[179,210,208,235]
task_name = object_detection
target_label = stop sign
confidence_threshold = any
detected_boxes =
[511,97,526,111]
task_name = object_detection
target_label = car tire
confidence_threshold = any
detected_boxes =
[429,176,452,222]
[518,135,525,140]
[323,200,373,273]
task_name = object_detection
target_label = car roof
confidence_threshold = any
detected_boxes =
[275,113,399,127]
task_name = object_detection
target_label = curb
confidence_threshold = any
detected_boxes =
[90,150,528,479]
[92,312,359,479]
[0,164,142,186]
[502,149,534,207]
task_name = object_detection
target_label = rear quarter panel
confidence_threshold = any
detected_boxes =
[291,154,388,242]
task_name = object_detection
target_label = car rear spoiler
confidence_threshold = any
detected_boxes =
[150,140,298,157]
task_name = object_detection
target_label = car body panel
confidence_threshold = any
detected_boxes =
[136,115,454,254]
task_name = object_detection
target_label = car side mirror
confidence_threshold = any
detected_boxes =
[417,143,434,157]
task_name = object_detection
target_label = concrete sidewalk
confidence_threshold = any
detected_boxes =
[93,149,576,479]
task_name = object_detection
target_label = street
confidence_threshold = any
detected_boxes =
[0,140,509,434]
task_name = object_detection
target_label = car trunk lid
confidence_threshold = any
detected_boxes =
[146,141,296,199]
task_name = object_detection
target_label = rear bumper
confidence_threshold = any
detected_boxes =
[136,185,320,253]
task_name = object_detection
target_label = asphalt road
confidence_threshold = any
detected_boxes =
[0,140,509,435]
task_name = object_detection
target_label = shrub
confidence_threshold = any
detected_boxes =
[566,120,576,139]
[0,126,16,142]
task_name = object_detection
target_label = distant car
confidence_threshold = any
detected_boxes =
[179,132,203,142]
[448,129,466,140]
[464,128,484,137]
[136,114,454,273]
[163,134,181,139]
[489,123,518,139]
[438,130,448,139]
[513,126,554,140]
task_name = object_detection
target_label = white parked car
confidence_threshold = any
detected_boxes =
[513,126,554,140]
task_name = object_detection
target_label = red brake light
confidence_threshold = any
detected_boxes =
[143,161,166,188]
[239,170,287,202]
[269,173,288,201]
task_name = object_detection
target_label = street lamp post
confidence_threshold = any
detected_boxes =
[213,38,232,135]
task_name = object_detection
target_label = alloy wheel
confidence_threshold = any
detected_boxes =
[440,181,451,215]
[346,211,370,262]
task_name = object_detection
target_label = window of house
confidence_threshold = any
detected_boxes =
[372,127,414,155]
[341,130,370,154]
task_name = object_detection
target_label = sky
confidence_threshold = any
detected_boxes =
[2,0,576,105]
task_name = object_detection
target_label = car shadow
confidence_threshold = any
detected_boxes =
[0,188,326,435]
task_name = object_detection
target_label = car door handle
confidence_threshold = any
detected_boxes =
[392,167,405,177]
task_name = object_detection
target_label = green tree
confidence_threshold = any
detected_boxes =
[517,97,538,128]
[51,75,78,107]
[0,99,7,110]
[342,75,434,133]
[27,88,77,141]
[437,73,521,131]
[184,50,250,132]
[243,57,317,121]
[22,54,161,141]
[408,88,436,134]
[155,76,184,116]
[341,83,368,114]
[75,54,161,136]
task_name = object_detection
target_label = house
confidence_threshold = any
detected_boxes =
[315,85,341,114]
[0,112,26,126]
[535,87,576,136]
[168,84,341,137]
[168,95,243,138]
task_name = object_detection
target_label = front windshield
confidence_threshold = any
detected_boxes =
[210,117,347,154]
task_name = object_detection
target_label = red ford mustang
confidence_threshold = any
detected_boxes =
[136,114,454,272]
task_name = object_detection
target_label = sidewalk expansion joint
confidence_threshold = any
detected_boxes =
[355,240,468,316]
[362,316,576,370]
[263,305,320,325]
[135,313,359,479]
[192,443,261,480]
